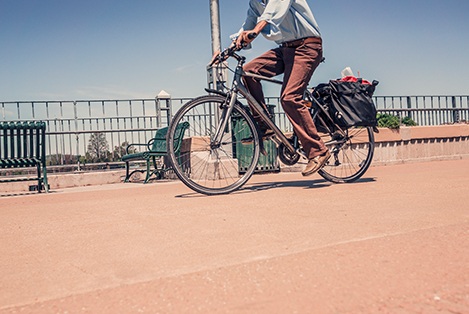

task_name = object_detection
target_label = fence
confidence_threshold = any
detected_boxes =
[373,95,469,126]
[1,95,468,167]
[1,98,178,167]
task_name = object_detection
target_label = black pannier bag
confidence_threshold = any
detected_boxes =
[309,83,334,133]
[311,78,379,132]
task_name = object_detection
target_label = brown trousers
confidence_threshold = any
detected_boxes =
[243,37,327,159]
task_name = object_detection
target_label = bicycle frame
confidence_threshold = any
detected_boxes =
[216,52,352,158]
[215,55,299,157]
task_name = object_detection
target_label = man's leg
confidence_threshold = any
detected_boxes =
[280,39,330,174]
[243,48,284,130]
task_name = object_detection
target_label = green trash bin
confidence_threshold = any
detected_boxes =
[232,105,280,173]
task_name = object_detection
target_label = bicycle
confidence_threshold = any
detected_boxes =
[166,43,376,195]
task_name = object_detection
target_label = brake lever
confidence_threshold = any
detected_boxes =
[209,52,221,67]
[209,46,233,66]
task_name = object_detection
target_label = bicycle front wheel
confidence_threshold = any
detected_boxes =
[167,95,260,195]
[318,126,375,183]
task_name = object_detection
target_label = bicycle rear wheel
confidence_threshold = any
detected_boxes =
[318,126,374,183]
[167,95,260,195]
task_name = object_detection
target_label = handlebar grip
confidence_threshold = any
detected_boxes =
[247,32,257,40]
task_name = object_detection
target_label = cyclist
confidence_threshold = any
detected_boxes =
[233,0,331,176]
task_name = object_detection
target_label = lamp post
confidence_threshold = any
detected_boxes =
[208,0,227,91]
[209,0,221,55]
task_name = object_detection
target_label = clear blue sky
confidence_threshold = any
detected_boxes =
[1,0,468,101]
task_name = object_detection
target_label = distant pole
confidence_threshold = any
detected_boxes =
[208,0,226,90]
[209,0,221,54]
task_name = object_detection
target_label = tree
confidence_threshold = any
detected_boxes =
[86,132,110,162]
[112,141,136,161]
[47,154,78,166]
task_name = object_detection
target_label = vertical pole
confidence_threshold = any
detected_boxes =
[208,0,226,91]
[452,96,459,123]
[406,96,412,125]
[210,0,221,55]
[157,90,171,128]
[74,101,80,171]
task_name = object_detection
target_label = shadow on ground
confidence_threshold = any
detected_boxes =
[175,177,377,198]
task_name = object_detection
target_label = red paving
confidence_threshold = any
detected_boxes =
[0,159,468,313]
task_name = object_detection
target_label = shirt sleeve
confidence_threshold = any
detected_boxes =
[230,0,261,48]
[258,0,294,28]
[242,1,261,31]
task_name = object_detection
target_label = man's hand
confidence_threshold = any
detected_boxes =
[235,31,257,49]
[235,20,268,49]
[209,50,221,66]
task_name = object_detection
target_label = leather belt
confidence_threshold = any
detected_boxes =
[280,37,322,48]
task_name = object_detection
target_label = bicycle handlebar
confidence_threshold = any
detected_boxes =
[209,32,257,67]
[209,43,240,67]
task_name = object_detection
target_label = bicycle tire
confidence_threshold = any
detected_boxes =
[167,95,261,195]
[318,126,375,183]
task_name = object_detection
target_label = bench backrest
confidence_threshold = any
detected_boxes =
[0,122,47,167]
[150,122,189,154]
[150,126,170,153]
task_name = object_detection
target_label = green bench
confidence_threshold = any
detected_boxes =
[122,122,189,183]
[0,121,49,192]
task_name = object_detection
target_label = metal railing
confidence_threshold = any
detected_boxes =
[1,95,468,167]
[373,95,469,126]
[1,98,173,166]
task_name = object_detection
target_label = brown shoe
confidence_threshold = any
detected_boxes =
[301,150,331,177]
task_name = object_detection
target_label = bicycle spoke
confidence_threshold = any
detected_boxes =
[319,126,374,183]
[167,95,260,195]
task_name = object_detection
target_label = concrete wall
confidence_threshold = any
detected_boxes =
[373,125,469,165]
[1,124,468,194]
[279,124,469,172]
[1,170,127,194]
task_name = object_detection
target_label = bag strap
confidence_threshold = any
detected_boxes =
[330,80,368,96]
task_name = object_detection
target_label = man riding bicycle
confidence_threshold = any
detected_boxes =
[233,0,331,176]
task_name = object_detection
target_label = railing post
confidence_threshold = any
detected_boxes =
[406,96,412,125]
[157,90,172,127]
[452,96,459,123]
[74,101,80,171]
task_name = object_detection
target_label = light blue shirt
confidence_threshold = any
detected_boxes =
[239,0,321,44]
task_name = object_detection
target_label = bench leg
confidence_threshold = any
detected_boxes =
[43,164,49,193]
[144,159,152,183]
[36,164,43,193]
[124,161,131,182]
[145,157,166,183]
[152,156,164,181]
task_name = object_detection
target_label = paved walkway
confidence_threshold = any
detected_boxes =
[1,159,468,313]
